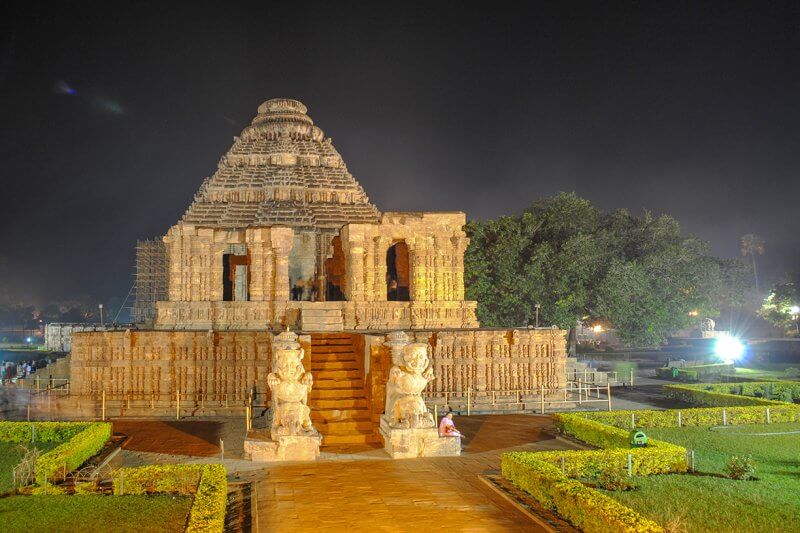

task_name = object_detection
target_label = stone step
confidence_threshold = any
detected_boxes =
[322,432,379,445]
[309,398,368,409]
[315,420,374,435]
[311,333,352,340]
[309,388,366,400]
[312,345,357,353]
[310,407,371,422]
[314,378,364,390]
[311,361,359,371]
[312,353,357,364]
[310,368,359,379]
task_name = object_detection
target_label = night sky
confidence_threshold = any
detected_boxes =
[1,2,798,309]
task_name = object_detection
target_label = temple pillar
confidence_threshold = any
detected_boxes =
[270,227,294,302]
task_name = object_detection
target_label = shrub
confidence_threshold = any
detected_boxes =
[784,367,800,378]
[35,422,112,485]
[502,453,662,532]
[0,422,88,444]
[187,464,228,533]
[725,455,756,480]
[595,468,636,492]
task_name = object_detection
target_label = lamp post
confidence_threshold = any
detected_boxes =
[98,304,104,328]
[534,304,540,328]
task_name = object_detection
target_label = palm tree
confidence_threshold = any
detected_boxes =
[740,234,765,293]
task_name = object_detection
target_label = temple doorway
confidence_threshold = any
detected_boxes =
[386,241,410,301]
[222,248,249,301]
[324,236,347,301]
[289,233,318,301]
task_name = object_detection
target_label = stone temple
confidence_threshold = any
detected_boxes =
[70,98,567,447]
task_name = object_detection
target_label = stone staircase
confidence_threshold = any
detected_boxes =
[308,333,378,446]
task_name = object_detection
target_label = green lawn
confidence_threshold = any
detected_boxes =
[0,441,62,494]
[0,494,193,532]
[604,423,800,532]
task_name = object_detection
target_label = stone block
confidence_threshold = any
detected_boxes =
[379,415,460,459]
[244,429,322,462]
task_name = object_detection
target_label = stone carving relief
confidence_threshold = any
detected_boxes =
[267,330,316,439]
[384,332,435,429]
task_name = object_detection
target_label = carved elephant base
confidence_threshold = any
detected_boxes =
[244,429,322,462]
[379,415,461,459]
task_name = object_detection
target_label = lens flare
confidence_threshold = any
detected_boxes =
[715,335,744,364]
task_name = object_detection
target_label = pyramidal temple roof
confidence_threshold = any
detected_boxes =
[181,98,381,230]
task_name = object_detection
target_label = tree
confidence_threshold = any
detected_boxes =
[740,234,765,293]
[465,193,750,347]
[759,276,800,336]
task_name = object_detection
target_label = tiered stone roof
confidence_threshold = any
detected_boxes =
[181,98,380,230]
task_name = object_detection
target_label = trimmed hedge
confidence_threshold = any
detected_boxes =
[35,422,112,485]
[656,363,733,382]
[663,384,785,407]
[551,413,688,477]
[572,405,800,429]
[0,421,88,443]
[502,452,663,533]
[504,392,800,531]
[187,465,228,533]
[0,422,111,486]
[676,382,800,403]
[113,464,227,533]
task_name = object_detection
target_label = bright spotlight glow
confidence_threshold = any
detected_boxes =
[715,335,745,364]
[592,325,603,333]
[791,306,800,315]
[26,337,32,343]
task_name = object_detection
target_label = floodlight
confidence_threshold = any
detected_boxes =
[790,306,800,315]
[714,335,744,364]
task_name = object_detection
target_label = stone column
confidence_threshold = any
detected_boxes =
[270,227,294,302]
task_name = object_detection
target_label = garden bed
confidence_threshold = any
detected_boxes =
[604,422,800,532]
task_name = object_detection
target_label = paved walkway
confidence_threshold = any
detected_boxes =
[248,414,580,532]
[109,414,583,532]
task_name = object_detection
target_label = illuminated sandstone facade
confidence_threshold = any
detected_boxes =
[151,98,477,331]
[68,97,567,428]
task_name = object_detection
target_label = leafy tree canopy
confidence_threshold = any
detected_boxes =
[465,192,750,346]
[759,276,800,336]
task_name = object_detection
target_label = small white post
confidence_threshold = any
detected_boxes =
[176,389,181,421]
[631,412,636,429]
[766,407,771,424]
[540,384,545,414]
[220,438,224,461]
[677,411,682,427]
[101,390,106,421]
[607,383,612,411]
[722,409,727,426]
[627,453,633,476]
[467,389,471,416]
[691,450,695,472]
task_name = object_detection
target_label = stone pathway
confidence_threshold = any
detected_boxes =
[247,414,581,532]
[108,414,584,531]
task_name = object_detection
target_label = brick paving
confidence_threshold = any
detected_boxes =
[253,414,582,532]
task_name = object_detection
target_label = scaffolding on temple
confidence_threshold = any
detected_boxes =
[132,239,168,325]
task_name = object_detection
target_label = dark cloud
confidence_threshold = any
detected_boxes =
[1,2,798,306]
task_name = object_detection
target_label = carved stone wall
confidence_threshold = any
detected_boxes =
[70,330,272,402]
[366,328,567,418]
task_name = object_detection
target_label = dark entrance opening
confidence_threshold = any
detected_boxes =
[325,236,347,301]
[222,253,249,302]
[386,242,410,301]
